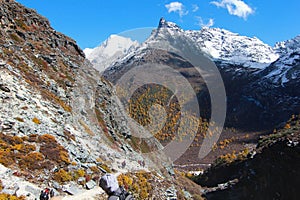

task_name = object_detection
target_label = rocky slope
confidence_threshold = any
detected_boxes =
[195,115,300,200]
[0,1,203,199]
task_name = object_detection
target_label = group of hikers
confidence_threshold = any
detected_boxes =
[39,173,134,200]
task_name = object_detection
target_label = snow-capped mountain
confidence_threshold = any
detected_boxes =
[262,35,300,85]
[84,34,139,72]
[145,18,279,69]
[102,18,300,130]
[186,28,279,68]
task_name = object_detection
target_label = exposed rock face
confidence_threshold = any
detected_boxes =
[0,1,195,199]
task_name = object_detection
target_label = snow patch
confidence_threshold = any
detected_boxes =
[84,35,139,72]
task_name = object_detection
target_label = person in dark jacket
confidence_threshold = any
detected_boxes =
[40,188,54,200]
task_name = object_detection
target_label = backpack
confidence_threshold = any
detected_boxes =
[40,188,54,200]
[40,188,50,200]
[111,187,134,200]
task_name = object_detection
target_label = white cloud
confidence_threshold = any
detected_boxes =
[211,0,254,20]
[196,17,214,28]
[192,4,199,12]
[165,2,188,17]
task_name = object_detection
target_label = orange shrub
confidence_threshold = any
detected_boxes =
[0,150,14,167]
[38,134,56,143]
[0,193,26,200]
[53,169,72,183]
[32,117,41,124]
[19,152,44,170]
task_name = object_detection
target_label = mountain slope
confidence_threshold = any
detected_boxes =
[0,1,204,199]
[260,35,300,86]
[195,115,300,200]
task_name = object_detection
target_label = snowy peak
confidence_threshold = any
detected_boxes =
[187,27,279,67]
[274,35,300,54]
[146,18,279,69]
[84,35,139,72]
[263,35,300,85]
[101,34,138,55]
[158,17,182,31]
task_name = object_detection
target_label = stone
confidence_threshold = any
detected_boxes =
[65,81,73,87]
[23,185,41,199]
[16,93,27,101]
[0,93,9,99]
[1,188,16,195]
[86,168,93,175]
[52,181,61,190]
[77,177,85,185]
[183,190,193,199]
[85,180,96,190]
[0,60,6,67]
[0,84,10,92]
[41,55,54,64]
[57,110,64,115]
[2,120,14,130]
[165,186,177,200]
[63,183,83,195]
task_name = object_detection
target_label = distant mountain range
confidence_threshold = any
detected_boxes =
[85,18,299,86]
[85,18,300,130]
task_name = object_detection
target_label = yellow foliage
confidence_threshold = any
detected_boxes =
[90,166,100,173]
[0,193,26,200]
[59,151,70,164]
[75,169,85,178]
[38,134,56,143]
[185,172,193,178]
[71,161,77,166]
[237,148,250,160]
[118,171,152,198]
[32,117,41,124]
[118,174,133,188]
[100,163,111,173]
[15,117,24,122]
[0,150,14,166]
[53,169,72,183]
[284,123,291,129]
[217,151,237,164]
[140,188,149,199]
[19,152,44,170]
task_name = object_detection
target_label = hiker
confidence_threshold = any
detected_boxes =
[121,160,126,169]
[99,173,134,200]
[141,160,145,168]
[40,188,54,200]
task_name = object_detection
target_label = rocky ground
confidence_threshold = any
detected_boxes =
[0,0,204,199]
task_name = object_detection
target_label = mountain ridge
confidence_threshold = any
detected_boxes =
[85,18,300,74]
[0,1,199,199]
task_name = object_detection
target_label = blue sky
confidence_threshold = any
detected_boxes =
[16,0,300,49]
